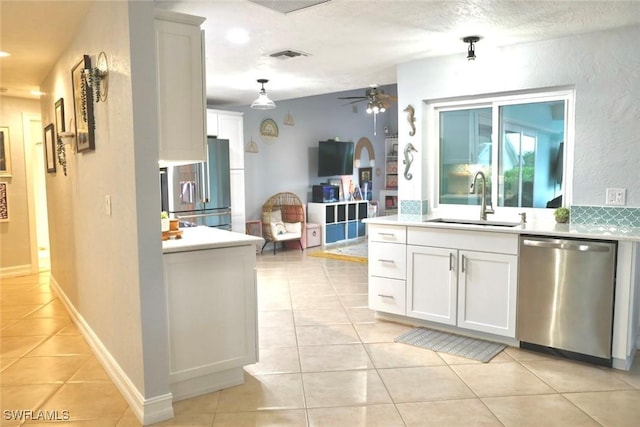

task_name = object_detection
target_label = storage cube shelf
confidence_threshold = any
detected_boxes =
[307,201,369,245]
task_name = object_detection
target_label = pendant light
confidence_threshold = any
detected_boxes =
[463,36,480,61]
[250,78,276,109]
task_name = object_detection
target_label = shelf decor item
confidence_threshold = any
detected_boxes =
[71,54,96,153]
[554,207,570,223]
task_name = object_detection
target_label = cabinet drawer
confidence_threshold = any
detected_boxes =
[369,225,406,244]
[408,227,518,255]
[369,242,406,279]
[369,276,406,315]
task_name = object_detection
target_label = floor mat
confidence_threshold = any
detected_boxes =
[395,327,506,363]
[308,240,368,263]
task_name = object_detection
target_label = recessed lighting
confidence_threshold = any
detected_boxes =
[0,51,11,58]
[226,28,249,44]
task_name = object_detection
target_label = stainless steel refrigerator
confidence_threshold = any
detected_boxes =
[160,137,231,229]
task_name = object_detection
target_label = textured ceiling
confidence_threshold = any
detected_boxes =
[2,0,640,104]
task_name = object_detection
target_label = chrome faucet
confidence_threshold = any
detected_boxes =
[469,171,495,221]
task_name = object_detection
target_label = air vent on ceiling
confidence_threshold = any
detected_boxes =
[269,49,309,59]
[249,0,330,14]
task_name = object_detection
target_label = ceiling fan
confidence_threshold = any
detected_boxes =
[339,86,397,135]
[339,86,396,114]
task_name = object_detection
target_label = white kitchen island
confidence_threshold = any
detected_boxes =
[162,227,263,401]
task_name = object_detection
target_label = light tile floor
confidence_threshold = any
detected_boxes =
[2,247,640,426]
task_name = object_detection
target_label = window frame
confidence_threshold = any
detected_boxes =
[426,88,574,216]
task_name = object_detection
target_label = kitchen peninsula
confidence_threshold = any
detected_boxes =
[365,215,640,370]
[162,226,263,401]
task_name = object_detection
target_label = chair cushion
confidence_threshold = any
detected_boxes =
[271,221,287,236]
[280,205,304,223]
[271,209,283,223]
[270,221,302,241]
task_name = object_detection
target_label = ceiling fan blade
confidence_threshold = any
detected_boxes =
[338,96,368,100]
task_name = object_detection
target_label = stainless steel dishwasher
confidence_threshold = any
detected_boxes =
[517,235,617,367]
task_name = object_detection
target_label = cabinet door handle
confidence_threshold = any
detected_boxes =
[377,294,394,299]
[378,232,395,238]
[449,252,454,271]
[461,255,466,273]
[378,259,395,264]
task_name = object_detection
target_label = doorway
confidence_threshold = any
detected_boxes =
[23,113,50,272]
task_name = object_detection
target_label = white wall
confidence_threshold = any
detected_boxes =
[397,25,640,208]
[39,0,169,414]
[227,84,398,221]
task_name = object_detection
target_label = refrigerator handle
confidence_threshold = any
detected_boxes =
[199,161,209,204]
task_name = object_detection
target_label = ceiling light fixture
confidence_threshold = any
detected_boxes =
[463,36,480,61]
[250,79,276,110]
[0,51,11,58]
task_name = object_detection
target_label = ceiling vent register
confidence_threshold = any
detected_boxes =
[269,49,309,59]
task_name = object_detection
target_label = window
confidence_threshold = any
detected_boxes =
[433,90,571,210]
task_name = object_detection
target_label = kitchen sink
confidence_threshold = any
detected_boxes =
[426,218,521,227]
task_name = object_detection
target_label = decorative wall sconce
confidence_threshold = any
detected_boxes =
[83,51,109,102]
[56,118,77,176]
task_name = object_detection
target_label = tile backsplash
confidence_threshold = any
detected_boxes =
[570,205,640,227]
[400,199,429,220]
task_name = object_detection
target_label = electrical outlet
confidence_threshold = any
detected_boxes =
[105,195,112,216]
[605,188,626,206]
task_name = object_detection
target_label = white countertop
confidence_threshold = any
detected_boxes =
[162,226,264,254]
[364,215,640,242]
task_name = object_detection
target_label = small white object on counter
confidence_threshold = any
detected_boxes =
[162,226,264,253]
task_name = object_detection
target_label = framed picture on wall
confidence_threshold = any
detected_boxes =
[55,98,65,136]
[0,182,8,222]
[0,126,11,177]
[71,54,95,153]
[358,167,372,186]
[44,123,56,173]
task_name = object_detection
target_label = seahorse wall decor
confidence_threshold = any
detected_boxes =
[403,143,418,180]
[404,104,416,136]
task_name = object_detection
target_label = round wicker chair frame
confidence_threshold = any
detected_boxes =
[261,192,305,254]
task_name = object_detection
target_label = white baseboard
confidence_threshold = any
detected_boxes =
[49,276,174,425]
[0,264,35,278]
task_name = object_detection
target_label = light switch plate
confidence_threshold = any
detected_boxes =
[605,188,626,206]
[105,195,112,216]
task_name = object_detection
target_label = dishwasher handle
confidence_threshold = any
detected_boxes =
[522,238,612,253]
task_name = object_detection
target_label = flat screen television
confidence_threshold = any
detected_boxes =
[318,140,354,177]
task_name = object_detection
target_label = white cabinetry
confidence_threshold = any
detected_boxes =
[407,227,518,338]
[207,109,246,232]
[368,225,407,315]
[308,201,369,245]
[207,109,244,169]
[407,246,457,324]
[229,169,246,234]
[457,250,517,336]
[156,10,206,163]
[163,244,257,400]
